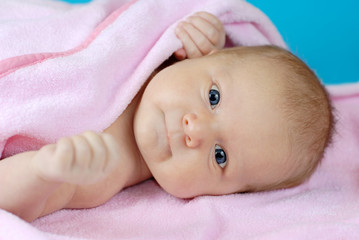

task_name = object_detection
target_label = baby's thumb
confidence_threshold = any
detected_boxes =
[174,48,187,60]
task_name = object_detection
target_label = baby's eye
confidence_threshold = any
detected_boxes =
[215,145,227,168]
[209,85,220,109]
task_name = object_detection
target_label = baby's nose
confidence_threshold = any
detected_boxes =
[182,113,211,148]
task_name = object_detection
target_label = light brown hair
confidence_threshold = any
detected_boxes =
[216,45,335,191]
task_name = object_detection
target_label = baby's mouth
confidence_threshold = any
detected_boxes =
[163,114,173,156]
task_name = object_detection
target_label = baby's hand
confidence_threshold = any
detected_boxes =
[174,12,225,60]
[32,131,120,185]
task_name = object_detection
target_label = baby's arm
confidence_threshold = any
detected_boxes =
[174,12,225,59]
[0,150,67,222]
[0,131,120,222]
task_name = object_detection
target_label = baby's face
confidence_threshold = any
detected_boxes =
[134,52,293,198]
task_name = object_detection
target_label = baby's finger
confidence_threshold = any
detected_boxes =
[181,21,214,55]
[101,133,120,174]
[42,137,75,182]
[71,135,92,172]
[191,12,225,49]
[187,15,217,45]
[195,12,223,32]
[82,131,107,172]
[53,137,74,174]
[33,143,60,182]
[174,48,187,60]
[175,23,202,58]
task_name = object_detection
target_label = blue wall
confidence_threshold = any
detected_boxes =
[60,0,358,85]
[59,0,91,3]
[247,0,359,85]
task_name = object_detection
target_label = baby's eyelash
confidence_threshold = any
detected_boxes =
[215,144,227,168]
[209,84,220,109]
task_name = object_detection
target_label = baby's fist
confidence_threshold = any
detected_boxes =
[32,131,120,185]
[174,12,225,59]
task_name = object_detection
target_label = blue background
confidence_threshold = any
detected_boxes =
[60,0,359,85]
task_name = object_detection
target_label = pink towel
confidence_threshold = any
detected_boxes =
[1,82,359,240]
[2,0,358,239]
[0,0,285,158]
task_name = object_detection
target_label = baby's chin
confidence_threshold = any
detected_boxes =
[155,178,221,199]
[152,176,197,199]
[162,186,200,199]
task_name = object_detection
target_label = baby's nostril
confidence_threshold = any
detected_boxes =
[186,136,191,143]
[185,119,189,125]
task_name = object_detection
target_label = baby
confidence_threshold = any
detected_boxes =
[0,12,334,222]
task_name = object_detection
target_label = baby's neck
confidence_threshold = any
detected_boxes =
[103,89,152,188]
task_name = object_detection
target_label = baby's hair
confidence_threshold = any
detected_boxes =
[213,45,335,191]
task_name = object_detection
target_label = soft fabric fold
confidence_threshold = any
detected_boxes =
[0,0,286,158]
[1,0,358,239]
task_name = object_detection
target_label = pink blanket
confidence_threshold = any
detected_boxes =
[1,0,359,239]
[0,0,285,158]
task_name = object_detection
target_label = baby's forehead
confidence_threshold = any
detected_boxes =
[211,47,288,69]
